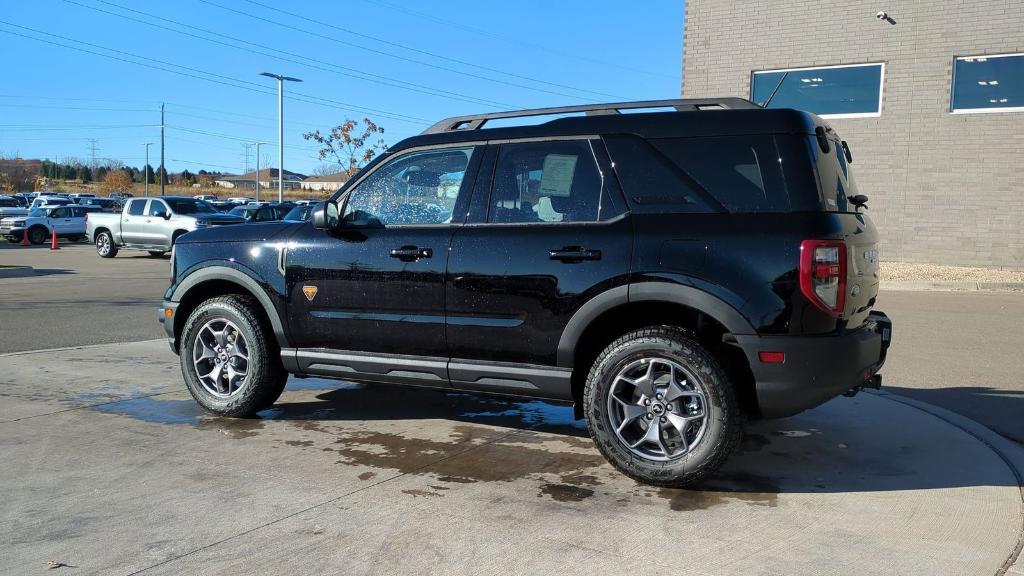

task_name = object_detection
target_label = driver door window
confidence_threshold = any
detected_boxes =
[147,200,168,218]
[343,147,474,226]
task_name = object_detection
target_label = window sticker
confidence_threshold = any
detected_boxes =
[539,154,578,197]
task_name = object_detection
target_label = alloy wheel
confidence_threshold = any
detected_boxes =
[192,318,251,398]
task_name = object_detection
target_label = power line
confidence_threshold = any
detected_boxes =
[0,124,160,130]
[63,0,516,109]
[209,0,628,101]
[361,0,673,79]
[0,21,432,126]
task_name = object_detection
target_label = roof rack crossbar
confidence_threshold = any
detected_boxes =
[421,98,760,134]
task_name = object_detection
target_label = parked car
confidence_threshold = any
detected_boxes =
[0,195,29,219]
[29,196,74,210]
[2,205,93,244]
[77,197,121,212]
[108,192,134,201]
[87,196,246,258]
[194,194,218,202]
[226,196,254,204]
[282,202,321,222]
[159,98,892,488]
[68,193,96,200]
[228,202,295,222]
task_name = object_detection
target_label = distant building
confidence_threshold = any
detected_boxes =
[682,0,1024,268]
[214,168,306,190]
[301,172,348,192]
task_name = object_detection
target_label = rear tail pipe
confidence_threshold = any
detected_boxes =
[843,374,882,397]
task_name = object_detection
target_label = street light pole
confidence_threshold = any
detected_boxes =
[160,103,165,196]
[144,143,153,197]
[254,141,265,202]
[260,72,302,203]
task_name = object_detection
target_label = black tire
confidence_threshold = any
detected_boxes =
[28,226,48,245]
[584,326,741,488]
[148,250,166,257]
[95,231,118,258]
[179,294,287,417]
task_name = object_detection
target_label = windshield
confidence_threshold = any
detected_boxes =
[166,199,217,214]
[28,208,47,218]
[228,206,257,218]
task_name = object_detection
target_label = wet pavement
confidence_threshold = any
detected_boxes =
[1,340,1022,575]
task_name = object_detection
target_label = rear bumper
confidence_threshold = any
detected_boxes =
[735,311,892,418]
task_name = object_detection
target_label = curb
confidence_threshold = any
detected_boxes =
[881,280,1024,292]
[869,390,1024,575]
[0,265,34,279]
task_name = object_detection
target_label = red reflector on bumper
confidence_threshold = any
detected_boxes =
[758,351,786,364]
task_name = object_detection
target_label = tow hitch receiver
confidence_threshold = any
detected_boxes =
[844,374,882,397]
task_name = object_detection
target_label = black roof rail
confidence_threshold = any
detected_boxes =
[421,98,761,134]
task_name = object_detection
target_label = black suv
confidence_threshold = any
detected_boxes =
[159,99,892,487]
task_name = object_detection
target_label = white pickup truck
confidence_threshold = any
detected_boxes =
[1,205,96,244]
[86,196,245,258]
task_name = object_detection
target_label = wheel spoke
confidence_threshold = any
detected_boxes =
[615,400,648,433]
[632,419,666,454]
[632,361,658,398]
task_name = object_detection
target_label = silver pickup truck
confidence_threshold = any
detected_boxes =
[86,196,245,258]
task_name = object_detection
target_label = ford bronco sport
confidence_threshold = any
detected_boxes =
[159,99,892,487]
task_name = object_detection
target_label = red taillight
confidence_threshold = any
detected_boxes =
[799,239,847,317]
[758,351,786,364]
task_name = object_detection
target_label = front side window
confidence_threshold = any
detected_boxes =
[50,207,70,218]
[487,140,605,224]
[751,63,884,118]
[127,199,147,216]
[952,53,1024,113]
[343,147,473,226]
[147,200,168,217]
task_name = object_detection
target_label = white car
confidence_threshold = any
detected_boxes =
[226,196,254,204]
[29,196,74,210]
[194,194,218,201]
[1,205,95,244]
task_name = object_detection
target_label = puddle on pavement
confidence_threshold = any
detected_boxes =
[86,386,783,512]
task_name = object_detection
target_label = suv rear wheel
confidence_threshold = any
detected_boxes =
[180,295,287,416]
[584,326,740,487]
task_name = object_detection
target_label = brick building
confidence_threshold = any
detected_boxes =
[682,1,1024,268]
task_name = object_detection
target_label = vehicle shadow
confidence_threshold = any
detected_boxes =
[29,268,76,277]
[885,385,1024,444]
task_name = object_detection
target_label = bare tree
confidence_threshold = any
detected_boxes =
[304,117,387,177]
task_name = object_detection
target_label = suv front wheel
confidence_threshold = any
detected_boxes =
[180,295,287,416]
[584,326,741,487]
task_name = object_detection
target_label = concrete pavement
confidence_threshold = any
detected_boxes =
[1,340,1021,575]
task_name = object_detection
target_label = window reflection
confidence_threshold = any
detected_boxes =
[952,54,1024,112]
[751,63,884,117]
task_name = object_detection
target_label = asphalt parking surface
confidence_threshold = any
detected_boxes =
[2,242,1023,574]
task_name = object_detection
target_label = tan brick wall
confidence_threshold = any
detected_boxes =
[682,0,1024,268]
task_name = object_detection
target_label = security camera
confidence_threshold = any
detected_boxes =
[876,11,888,19]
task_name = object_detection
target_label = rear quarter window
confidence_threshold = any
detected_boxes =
[650,136,791,213]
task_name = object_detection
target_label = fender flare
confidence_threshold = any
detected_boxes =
[170,265,289,349]
[556,282,755,367]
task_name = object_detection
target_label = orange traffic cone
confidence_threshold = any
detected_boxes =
[50,229,60,250]
[20,228,29,246]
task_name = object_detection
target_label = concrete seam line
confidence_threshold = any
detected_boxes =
[0,389,181,424]
[868,390,1024,576]
[0,338,166,357]
[125,428,523,575]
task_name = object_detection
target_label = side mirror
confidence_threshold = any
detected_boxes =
[312,201,340,230]
[162,212,172,220]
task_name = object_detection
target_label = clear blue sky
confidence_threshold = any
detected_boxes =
[0,0,683,176]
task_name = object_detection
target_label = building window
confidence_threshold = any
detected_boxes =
[951,53,1024,113]
[751,63,884,118]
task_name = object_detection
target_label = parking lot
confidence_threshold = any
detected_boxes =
[2,244,1023,575]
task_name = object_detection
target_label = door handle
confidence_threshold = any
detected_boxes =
[549,246,601,262]
[390,246,433,261]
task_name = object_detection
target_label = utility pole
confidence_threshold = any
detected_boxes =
[144,143,153,197]
[260,72,302,202]
[160,103,165,196]
[254,141,266,202]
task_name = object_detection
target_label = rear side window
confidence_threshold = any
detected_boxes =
[127,199,147,216]
[487,140,613,224]
[650,136,791,212]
